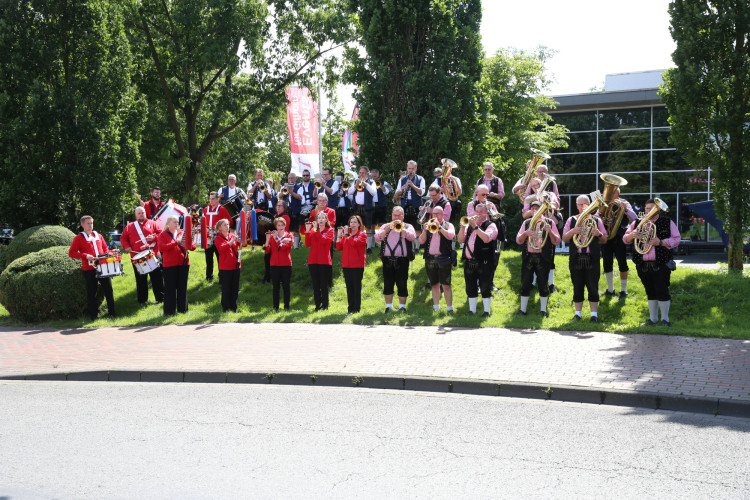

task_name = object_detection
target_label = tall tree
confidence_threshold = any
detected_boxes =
[479,48,569,185]
[126,0,353,203]
[660,0,750,271]
[344,0,483,178]
[0,0,146,231]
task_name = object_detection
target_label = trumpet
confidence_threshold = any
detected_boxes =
[314,180,323,189]
[280,187,290,196]
[375,180,383,190]
[341,181,350,190]
[391,220,404,232]
[426,218,440,234]
[460,215,479,227]
[257,181,267,192]
[355,178,365,192]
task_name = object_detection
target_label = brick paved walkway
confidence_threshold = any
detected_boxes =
[1,323,749,403]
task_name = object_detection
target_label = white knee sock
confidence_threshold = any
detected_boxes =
[605,272,614,292]
[548,269,554,285]
[574,310,582,318]
[433,304,440,311]
[648,300,658,322]
[532,275,537,286]
[620,279,627,293]
[293,233,300,249]
[468,297,478,313]
[520,296,529,313]
[658,300,670,322]
[367,233,374,249]
[482,298,491,313]
[540,296,548,312]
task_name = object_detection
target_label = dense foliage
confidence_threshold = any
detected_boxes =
[660,0,750,271]
[0,246,94,322]
[0,225,75,274]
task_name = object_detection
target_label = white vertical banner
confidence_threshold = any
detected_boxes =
[286,87,321,176]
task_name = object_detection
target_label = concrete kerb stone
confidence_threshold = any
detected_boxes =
[139,371,184,383]
[184,371,228,384]
[66,371,110,382]
[717,400,750,418]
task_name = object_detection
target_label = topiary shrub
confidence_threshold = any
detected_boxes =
[0,246,100,322]
[0,225,76,274]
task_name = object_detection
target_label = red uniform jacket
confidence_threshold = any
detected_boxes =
[202,204,232,233]
[69,232,109,271]
[144,199,165,219]
[214,233,242,271]
[121,220,162,255]
[336,230,367,268]
[264,231,293,267]
[158,229,196,267]
[301,207,336,235]
[305,227,335,265]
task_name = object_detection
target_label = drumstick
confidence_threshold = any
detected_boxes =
[132,189,144,205]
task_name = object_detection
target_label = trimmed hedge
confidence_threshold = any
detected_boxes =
[0,225,75,274]
[0,246,98,322]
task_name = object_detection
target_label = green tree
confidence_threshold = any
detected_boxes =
[321,92,350,175]
[660,0,750,271]
[479,47,569,186]
[127,0,353,203]
[344,0,483,179]
[0,0,146,232]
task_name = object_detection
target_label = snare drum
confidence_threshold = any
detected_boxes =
[222,192,247,219]
[94,250,124,278]
[131,249,160,275]
[153,200,188,230]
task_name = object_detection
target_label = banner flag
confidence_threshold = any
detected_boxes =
[286,87,321,176]
[341,104,359,175]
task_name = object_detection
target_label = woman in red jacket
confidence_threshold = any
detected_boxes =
[264,217,293,310]
[213,218,241,312]
[305,211,335,311]
[68,215,116,320]
[261,201,292,284]
[157,215,196,315]
[336,215,368,313]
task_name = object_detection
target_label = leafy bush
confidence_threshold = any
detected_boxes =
[0,225,75,274]
[0,246,98,322]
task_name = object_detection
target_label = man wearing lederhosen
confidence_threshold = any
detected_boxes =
[395,160,425,231]
[142,187,164,220]
[347,166,377,252]
[522,177,561,293]
[375,206,417,314]
[290,169,315,248]
[516,200,561,317]
[623,199,680,326]
[467,184,502,293]
[202,191,231,282]
[457,203,497,317]
[121,206,164,306]
[598,187,637,300]
[561,195,608,323]
[418,205,456,313]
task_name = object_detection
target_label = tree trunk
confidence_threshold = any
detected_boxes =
[183,159,200,206]
[727,230,745,271]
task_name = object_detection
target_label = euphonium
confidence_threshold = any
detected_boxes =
[599,174,628,241]
[460,215,478,227]
[528,195,553,250]
[441,158,460,202]
[633,198,668,255]
[391,220,404,232]
[572,191,608,249]
[426,218,440,234]
[517,148,551,202]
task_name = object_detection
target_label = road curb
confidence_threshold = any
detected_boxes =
[2,370,748,418]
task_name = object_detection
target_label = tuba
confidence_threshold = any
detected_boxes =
[572,191,608,249]
[633,198,668,255]
[517,148,551,201]
[528,194,554,250]
[598,174,628,240]
[441,158,461,202]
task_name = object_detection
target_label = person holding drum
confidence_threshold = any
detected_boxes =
[121,206,164,306]
[305,211,335,311]
[219,174,245,203]
[202,191,232,283]
[158,214,196,315]
[68,215,117,320]
[213,218,242,313]
[336,215,368,314]
[264,217,294,311]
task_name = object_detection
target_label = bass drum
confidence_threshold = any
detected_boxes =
[222,191,247,219]
[253,210,276,242]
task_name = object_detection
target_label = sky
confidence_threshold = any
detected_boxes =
[332,0,676,112]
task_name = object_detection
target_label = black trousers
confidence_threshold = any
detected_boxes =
[602,231,629,273]
[521,256,550,297]
[353,206,373,230]
[464,260,493,299]
[372,206,388,225]
[309,263,332,309]
[132,264,164,304]
[343,267,364,312]
[569,254,600,303]
[271,266,292,309]
[163,265,189,315]
[636,263,671,301]
[205,245,219,279]
[219,268,241,312]
[263,252,271,281]
[335,207,350,228]
[83,269,115,319]
[382,257,410,297]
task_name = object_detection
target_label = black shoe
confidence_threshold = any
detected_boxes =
[399,308,407,314]
[661,320,671,327]
[107,312,118,318]
[603,289,616,297]
[482,312,491,318]
[139,302,148,307]
[384,307,392,314]
[540,310,548,318]
[590,316,599,323]
[618,291,628,300]
[445,309,454,315]
[515,310,527,316]
[573,314,582,321]
[366,248,372,254]
[641,319,657,326]
[548,284,557,294]
[468,311,476,315]
[206,276,214,282]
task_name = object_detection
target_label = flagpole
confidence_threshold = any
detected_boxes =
[318,85,323,176]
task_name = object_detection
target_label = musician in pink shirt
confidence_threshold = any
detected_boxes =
[375,206,417,313]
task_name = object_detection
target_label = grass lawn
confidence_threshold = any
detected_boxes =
[0,247,748,339]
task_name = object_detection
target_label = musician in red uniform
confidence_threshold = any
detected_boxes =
[305,211,335,311]
[213,218,242,313]
[264,217,294,311]
[120,206,164,306]
[202,191,232,282]
[142,187,164,219]
[68,215,116,320]
[336,215,368,314]
[158,215,196,315]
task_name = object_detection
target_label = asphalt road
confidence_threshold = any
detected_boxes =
[0,381,748,499]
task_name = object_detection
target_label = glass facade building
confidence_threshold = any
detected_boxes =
[548,87,718,243]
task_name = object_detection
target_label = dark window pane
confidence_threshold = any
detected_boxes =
[551,111,597,132]
[554,174,597,197]
[653,149,690,171]
[653,107,670,127]
[652,128,673,149]
[652,172,710,194]
[611,173,650,194]
[548,153,595,175]
[598,108,651,130]
[561,132,596,153]
[599,151,650,173]
[600,129,650,152]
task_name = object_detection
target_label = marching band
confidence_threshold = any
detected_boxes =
[69,154,678,326]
